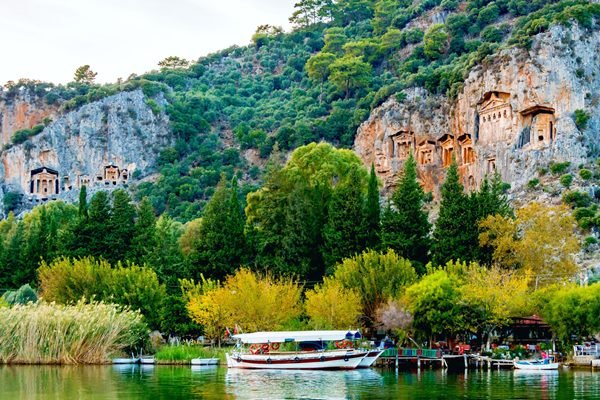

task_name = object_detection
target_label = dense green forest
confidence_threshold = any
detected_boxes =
[1,0,600,346]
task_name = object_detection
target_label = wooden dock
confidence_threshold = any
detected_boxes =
[379,349,518,370]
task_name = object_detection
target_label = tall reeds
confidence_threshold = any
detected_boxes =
[0,301,147,364]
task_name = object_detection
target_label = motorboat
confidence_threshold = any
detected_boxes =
[112,357,139,364]
[140,356,156,365]
[191,357,220,366]
[226,330,369,370]
[514,357,559,370]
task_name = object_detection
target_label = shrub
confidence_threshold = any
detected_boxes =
[0,300,147,364]
[563,191,592,208]
[38,257,167,329]
[584,236,598,247]
[527,178,540,189]
[2,191,20,212]
[560,174,573,187]
[2,284,38,306]
[550,161,571,174]
[574,109,590,130]
[579,169,592,180]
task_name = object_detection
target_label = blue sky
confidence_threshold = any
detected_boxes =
[0,0,295,84]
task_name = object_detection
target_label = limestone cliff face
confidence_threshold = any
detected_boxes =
[0,91,59,146]
[355,24,600,198]
[0,90,171,214]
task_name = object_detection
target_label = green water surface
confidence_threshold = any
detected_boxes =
[0,365,598,399]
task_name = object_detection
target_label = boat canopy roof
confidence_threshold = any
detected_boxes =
[232,330,362,344]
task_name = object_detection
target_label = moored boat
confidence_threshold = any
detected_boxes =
[140,356,155,365]
[112,357,139,364]
[227,330,369,370]
[191,357,220,366]
[514,357,559,370]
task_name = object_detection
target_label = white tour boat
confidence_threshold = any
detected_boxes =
[514,357,559,370]
[226,330,371,370]
[357,349,385,368]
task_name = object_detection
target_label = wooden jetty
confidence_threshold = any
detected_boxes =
[379,349,520,370]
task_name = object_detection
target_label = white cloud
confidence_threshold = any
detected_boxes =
[0,0,295,84]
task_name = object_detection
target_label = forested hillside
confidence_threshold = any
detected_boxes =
[1,0,599,342]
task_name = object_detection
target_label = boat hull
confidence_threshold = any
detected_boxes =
[226,350,368,370]
[112,358,139,364]
[191,358,220,366]
[357,350,384,368]
[514,361,559,370]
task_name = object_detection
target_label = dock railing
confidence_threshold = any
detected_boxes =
[381,348,442,359]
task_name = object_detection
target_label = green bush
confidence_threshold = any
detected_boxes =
[563,191,592,208]
[574,109,590,130]
[550,161,571,175]
[527,178,540,189]
[2,284,38,305]
[560,174,573,188]
[2,191,20,212]
[584,236,598,247]
[579,169,592,180]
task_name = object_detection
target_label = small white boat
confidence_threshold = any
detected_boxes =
[112,357,139,364]
[357,349,384,368]
[227,330,368,370]
[514,357,559,370]
[191,357,220,366]
[140,356,155,365]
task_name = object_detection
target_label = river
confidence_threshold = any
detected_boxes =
[0,365,599,399]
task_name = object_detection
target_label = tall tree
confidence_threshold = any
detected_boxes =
[364,163,381,249]
[322,166,367,271]
[129,197,157,267]
[106,190,137,264]
[329,56,372,98]
[81,191,112,258]
[78,185,88,219]
[381,154,430,272]
[193,175,246,280]
[431,161,475,265]
[305,52,336,103]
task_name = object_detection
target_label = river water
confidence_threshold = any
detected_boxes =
[0,365,599,399]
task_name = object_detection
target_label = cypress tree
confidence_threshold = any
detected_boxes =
[194,175,246,280]
[129,197,158,267]
[431,160,475,265]
[78,185,88,219]
[380,153,431,272]
[83,190,112,258]
[107,189,137,263]
[322,166,367,272]
[364,163,381,249]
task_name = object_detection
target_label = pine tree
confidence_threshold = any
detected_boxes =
[129,197,157,267]
[5,221,26,287]
[81,190,112,258]
[381,153,431,272]
[194,175,246,280]
[431,161,476,265]
[23,206,50,282]
[322,166,367,272]
[364,163,381,249]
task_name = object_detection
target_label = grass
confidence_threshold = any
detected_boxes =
[154,344,229,364]
[0,301,146,364]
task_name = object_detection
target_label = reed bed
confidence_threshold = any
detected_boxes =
[0,301,147,364]
[155,344,228,363]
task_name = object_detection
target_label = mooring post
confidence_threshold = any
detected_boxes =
[417,355,421,369]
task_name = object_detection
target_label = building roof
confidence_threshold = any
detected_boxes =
[232,330,362,344]
[519,105,555,116]
[30,166,59,176]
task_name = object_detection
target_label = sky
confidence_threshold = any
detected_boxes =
[0,0,296,85]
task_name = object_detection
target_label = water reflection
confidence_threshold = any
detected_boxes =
[0,365,599,399]
[225,368,383,399]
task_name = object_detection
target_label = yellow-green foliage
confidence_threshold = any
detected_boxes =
[333,249,417,324]
[38,257,166,328]
[0,301,146,364]
[479,202,580,286]
[305,277,361,329]
[187,268,302,339]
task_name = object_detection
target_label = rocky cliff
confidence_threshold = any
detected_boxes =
[0,90,171,215]
[355,24,600,199]
[0,90,59,147]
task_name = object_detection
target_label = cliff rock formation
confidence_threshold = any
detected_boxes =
[0,90,171,214]
[355,25,600,199]
[0,90,59,146]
